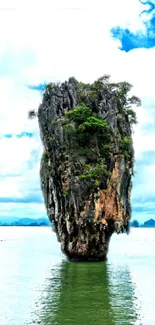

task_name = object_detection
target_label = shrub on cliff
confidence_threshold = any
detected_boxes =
[62,103,112,187]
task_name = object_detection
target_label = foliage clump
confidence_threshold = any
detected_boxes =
[126,109,137,124]
[42,82,60,101]
[28,110,37,119]
[120,137,133,157]
[75,76,140,126]
[65,104,92,123]
[62,103,111,189]
[64,103,110,141]
[79,116,109,133]
[78,163,110,186]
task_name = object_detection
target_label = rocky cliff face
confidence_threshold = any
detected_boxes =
[37,76,139,261]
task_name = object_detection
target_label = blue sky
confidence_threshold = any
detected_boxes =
[0,0,155,223]
[111,1,155,51]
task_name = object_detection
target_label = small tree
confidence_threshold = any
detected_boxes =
[28,110,37,119]
[131,220,139,227]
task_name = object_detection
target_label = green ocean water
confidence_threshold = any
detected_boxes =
[0,227,154,325]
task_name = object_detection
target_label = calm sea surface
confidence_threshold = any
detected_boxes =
[0,227,155,325]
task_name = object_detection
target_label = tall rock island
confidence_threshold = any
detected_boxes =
[33,76,139,261]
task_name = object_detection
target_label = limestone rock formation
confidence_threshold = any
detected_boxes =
[36,76,139,261]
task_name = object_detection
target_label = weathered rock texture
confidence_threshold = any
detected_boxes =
[37,76,138,261]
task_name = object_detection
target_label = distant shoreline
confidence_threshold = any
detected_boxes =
[130,218,155,228]
[0,225,50,227]
[0,225,154,229]
[0,218,51,227]
[1,217,155,228]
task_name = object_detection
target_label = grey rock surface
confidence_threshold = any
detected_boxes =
[37,77,136,261]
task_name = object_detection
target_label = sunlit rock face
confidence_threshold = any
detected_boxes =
[37,76,138,261]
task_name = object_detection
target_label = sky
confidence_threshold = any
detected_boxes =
[0,0,155,223]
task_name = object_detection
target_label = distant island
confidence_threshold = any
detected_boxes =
[0,217,51,227]
[130,219,155,228]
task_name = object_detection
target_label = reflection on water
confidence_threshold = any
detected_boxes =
[1,228,155,325]
[35,261,138,325]
[108,264,140,325]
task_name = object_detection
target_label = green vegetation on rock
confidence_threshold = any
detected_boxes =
[78,163,110,184]
[62,103,111,188]
[65,104,92,123]
[75,76,140,125]
[56,76,139,191]
[120,136,133,157]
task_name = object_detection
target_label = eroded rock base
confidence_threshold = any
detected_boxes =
[60,231,112,262]
[67,255,108,262]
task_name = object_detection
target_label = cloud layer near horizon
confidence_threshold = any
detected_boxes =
[0,0,155,222]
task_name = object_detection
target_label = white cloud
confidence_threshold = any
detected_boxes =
[0,202,46,219]
[133,101,155,156]
[0,136,41,195]
[0,80,41,134]
[0,0,155,220]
